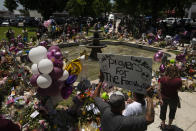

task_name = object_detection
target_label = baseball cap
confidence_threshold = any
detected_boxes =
[108,91,125,107]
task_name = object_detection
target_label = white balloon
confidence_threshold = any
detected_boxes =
[59,70,69,81]
[37,74,52,89]
[28,46,47,63]
[38,59,53,74]
[31,64,39,74]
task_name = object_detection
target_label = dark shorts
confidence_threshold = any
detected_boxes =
[160,98,179,120]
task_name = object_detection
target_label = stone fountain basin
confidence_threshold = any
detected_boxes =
[61,41,167,80]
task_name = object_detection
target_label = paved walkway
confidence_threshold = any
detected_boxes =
[148,92,196,131]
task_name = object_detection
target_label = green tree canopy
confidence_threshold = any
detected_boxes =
[66,0,111,17]
[4,0,18,12]
[114,0,196,18]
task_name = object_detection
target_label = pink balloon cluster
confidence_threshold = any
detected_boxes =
[43,20,52,28]
[30,46,75,99]
[154,51,164,62]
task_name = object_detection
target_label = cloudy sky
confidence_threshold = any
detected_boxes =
[0,0,23,10]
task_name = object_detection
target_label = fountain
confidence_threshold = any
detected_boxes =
[62,44,160,80]
[86,28,106,60]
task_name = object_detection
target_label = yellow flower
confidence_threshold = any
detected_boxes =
[54,125,57,128]
[82,110,86,115]
[8,80,12,83]
[20,120,23,124]
[96,128,100,131]
[128,92,132,97]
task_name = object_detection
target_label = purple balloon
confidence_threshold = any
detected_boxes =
[54,51,62,59]
[159,64,166,73]
[48,46,60,52]
[40,41,48,47]
[47,52,53,59]
[53,59,63,68]
[65,75,77,85]
[157,51,163,57]
[47,52,57,63]
[37,80,63,96]
[18,42,24,48]
[61,86,73,99]
[50,49,57,55]
[154,53,162,62]
[30,74,39,86]
[49,67,63,80]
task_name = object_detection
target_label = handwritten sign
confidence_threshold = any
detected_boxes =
[98,53,152,94]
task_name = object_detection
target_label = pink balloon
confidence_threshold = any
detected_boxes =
[30,74,39,86]
[43,21,49,28]
[49,67,63,80]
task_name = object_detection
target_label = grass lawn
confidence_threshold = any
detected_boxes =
[0,26,37,41]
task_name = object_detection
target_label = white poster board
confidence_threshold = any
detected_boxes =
[98,53,152,94]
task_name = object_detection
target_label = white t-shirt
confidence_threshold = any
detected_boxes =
[123,101,146,116]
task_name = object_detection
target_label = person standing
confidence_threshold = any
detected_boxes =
[123,92,146,117]
[158,65,182,129]
[22,28,28,42]
[92,73,155,131]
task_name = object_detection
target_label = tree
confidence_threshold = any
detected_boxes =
[66,0,112,17]
[4,0,68,19]
[114,0,196,18]
[4,0,18,12]
[93,0,111,18]
[66,0,86,16]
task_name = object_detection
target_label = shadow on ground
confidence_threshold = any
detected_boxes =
[161,125,184,131]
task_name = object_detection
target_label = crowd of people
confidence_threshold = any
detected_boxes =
[0,15,196,131]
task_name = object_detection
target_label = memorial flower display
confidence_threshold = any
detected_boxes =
[0,29,196,130]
